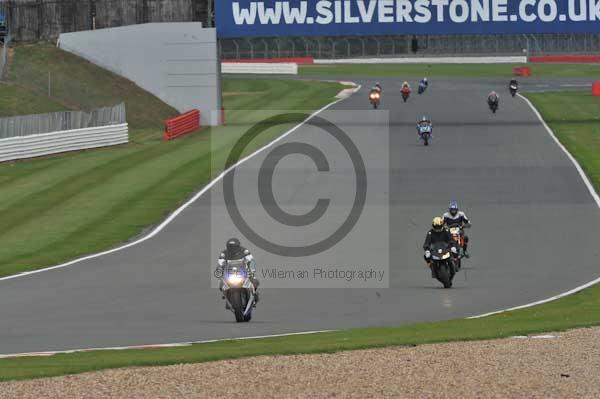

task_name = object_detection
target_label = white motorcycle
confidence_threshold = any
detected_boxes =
[220,259,257,322]
[418,124,432,146]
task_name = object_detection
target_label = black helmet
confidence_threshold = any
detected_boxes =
[226,238,241,252]
[449,201,459,216]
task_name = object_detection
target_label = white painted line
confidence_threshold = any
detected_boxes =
[0,82,359,283]
[469,93,600,319]
[561,84,591,88]
[0,330,337,359]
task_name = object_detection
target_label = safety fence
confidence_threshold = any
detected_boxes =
[0,123,128,162]
[0,103,126,139]
[219,33,600,60]
[0,33,10,80]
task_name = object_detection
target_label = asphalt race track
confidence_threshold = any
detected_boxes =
[1,78,600,355]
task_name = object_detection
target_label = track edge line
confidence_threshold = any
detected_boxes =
[468,93,600,319]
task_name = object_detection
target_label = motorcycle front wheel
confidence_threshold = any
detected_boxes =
[229,290,250,322]
[436,264,452,288]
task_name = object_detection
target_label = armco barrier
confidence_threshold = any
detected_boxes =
[222,57,314,65]
[593,83,600,97]
[530,55,600,63]
[164,110,200,141]
[0,123,129,162]
[221,62,298,74]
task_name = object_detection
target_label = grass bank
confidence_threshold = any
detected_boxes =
[0,90,599,381]
[300,63,600,78]
[0,44,344,277]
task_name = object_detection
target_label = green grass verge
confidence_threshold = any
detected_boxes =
[525,91,600,190]
[300,63,600,78]
[0,82,66,117]
[0,43,345,277]
[0,78,343,277]
[0,90,599,382]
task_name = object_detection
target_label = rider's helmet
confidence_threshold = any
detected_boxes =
[403,81,409,87]
[421,116,428,123]
[432,217,444,232]
[226,238,241,253]
[449,201,459,217]
[375,82,381,87]
[423,77,428,83]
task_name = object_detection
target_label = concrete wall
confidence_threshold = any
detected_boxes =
[59,23,220,126]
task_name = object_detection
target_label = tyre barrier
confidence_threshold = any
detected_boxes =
[593,82,600,97]
[164,110,200,141]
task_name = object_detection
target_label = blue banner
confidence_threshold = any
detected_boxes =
[216,0,600,38]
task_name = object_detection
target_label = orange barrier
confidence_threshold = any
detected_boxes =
[163,109,200,141]
[513,66,531,77]
[593,82,600,97]
[530,55,600,63]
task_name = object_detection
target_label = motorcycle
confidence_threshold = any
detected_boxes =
[488,99,499,114]
[448,225,465,269]
[509,84,518,97]
[221,259,257,322]
[369,90,381,109]
[418,83,427,95]
[418,124,432,146]
[401,87,411,102]
[426,242,457,289]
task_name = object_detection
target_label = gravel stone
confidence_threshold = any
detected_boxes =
[2,327,600,398]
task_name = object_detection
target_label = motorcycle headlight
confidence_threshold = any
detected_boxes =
[227,274,244,286]
[442,253,451,260]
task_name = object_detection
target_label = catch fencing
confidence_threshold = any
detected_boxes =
[0,102,126,139]
[219,33,600,59]
[0,33,9,80]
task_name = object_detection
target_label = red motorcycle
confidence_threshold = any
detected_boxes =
[401,86,411,103]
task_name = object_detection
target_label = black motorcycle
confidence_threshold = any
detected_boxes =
[509,83,518,97]
[427,242,457,289]
[488,99,499,114]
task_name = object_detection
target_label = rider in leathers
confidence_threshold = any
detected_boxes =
[216,238,259,303]
[443,201,471,258]
[423,217,458,277]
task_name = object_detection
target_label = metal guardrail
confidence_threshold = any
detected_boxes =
[0,123,129,162]
[0,103,126,139]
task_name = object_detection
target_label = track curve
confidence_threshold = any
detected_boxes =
[1,78,599,355]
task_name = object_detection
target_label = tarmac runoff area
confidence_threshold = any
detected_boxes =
[0,78,599,356]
